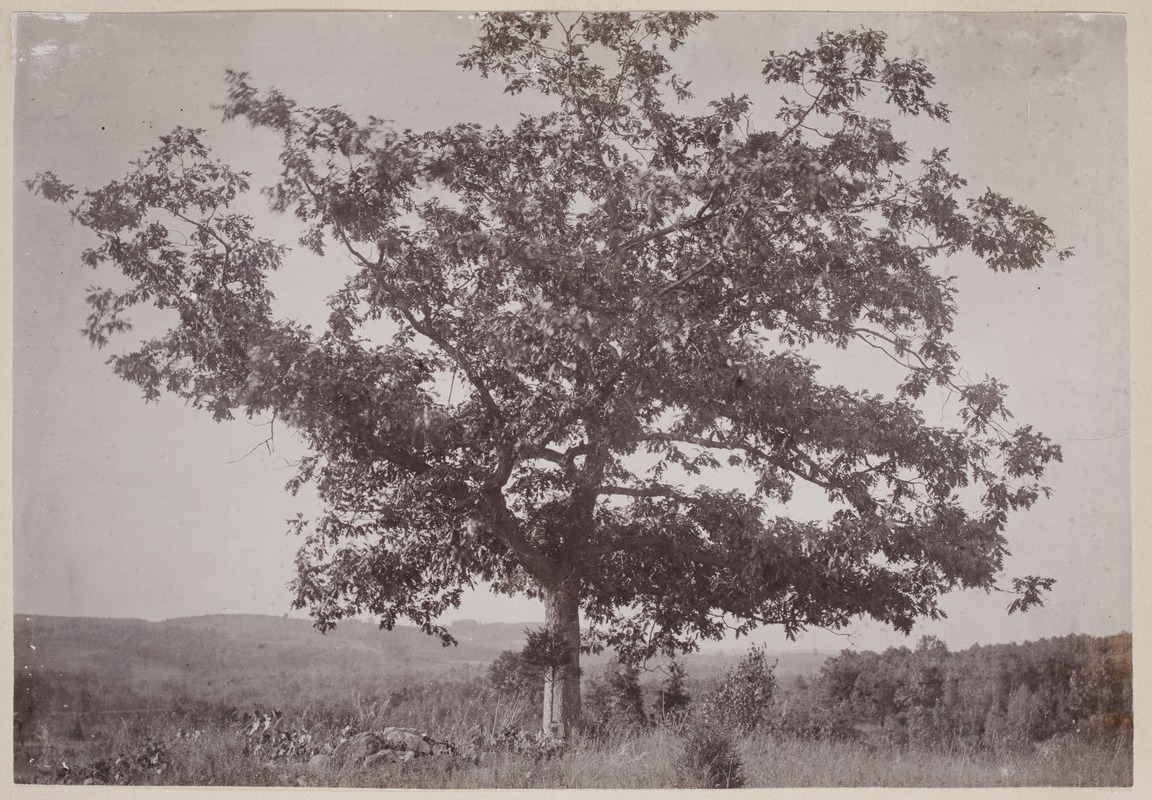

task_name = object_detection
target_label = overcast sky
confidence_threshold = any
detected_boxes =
[11,11,1129,653]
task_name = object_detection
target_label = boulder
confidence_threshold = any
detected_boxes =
[324,727,448,771]
[332,731,386,768]
[379,727,432,755]
[307,754,333,774]
[364,750,415,768]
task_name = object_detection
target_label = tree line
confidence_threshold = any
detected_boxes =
[487,630,1131,752]
[792,632,1133,748]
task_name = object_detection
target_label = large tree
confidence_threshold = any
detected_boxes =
[28,12,1066,736]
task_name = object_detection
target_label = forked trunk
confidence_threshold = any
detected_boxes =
[541,582,582,737]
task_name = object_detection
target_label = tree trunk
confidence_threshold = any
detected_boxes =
[542,581,582,738]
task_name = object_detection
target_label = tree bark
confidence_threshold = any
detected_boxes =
[542,581,582,737]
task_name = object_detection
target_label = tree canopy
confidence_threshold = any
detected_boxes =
[28,12,1067,729]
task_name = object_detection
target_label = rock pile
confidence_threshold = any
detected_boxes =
[308,728,454,774]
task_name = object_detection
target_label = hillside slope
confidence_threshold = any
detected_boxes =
[14,614,831,712]
[15,614,527,710]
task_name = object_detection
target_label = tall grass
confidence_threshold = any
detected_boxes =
[16,706,1131,788]
[319,726,684,790]
[739,733,1132,787]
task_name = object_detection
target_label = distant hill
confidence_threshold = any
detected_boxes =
[13,613,832,712]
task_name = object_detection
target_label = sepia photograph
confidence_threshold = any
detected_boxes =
[10,8,1132,790]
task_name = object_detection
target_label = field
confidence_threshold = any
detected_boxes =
[13,615,1133,788]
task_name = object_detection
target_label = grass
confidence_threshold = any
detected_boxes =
[14,709,1132,789]
[739,733,1132,787]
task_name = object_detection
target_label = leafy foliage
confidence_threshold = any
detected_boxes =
[29,13,1068,722]
[787,633,1132,749]
[486,650,541,701]
[57,739,170,785]
[582,658,648,733]
[240,707,320,762]
[657,660,691,724]
[705,645,778,733]
[518,627,578,678]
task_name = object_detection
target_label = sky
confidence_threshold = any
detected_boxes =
[10,11,1130,654]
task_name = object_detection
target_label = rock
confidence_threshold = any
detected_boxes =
[332,731,386,767]
[363,751,398,769]
[379,727,432,755]
[324,727,450,771]
[364,749,415,768]
[307,754,333,774]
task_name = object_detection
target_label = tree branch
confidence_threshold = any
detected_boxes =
[480,483,562,585]
[400,308,504,421]
[634,431,862,502]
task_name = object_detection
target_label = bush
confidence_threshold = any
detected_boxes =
[582,659,648,734]
[656,661,691,725]
[677,723,746,789]
[708,645,777,733]
[487,651,538,699]
[771,681,857,741]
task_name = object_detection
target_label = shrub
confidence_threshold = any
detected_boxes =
[708,645,777,733]
[657,661,691,725]
[771,681,857,741]
[677,723,746,789]
[487,651,538,699]
[582,658,648,734]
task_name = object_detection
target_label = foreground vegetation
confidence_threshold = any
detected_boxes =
[14,708,1131,788]
[15,628,1132,787]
